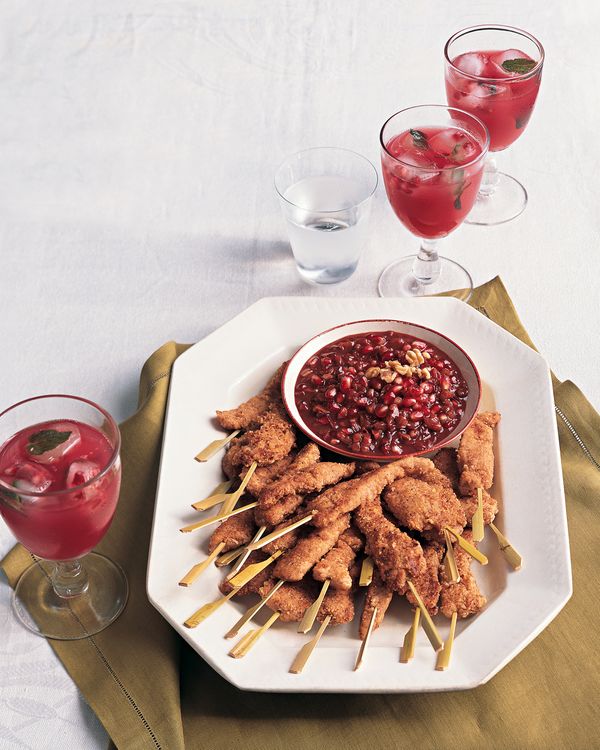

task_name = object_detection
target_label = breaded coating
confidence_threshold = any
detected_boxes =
[208,508,256,553]
[383,476,466,542]
[261,508,310,556]
[245,443,320,497]
[256,461,355,526]
[216,365,285,430]
[313,527,364,591]
[317,586,355,626]
[260,578,320,622]
[406,542,443,615]
[433,448,460,492]
[358,570,393,639]
[461,488,498,526]
[232,408,297,467]
[221,435,247,478]
[457,411,501,494]
[439,530,486,618]
[219,553,273,597]
[355,461,382,476]
[273,513,351,581]
[354,494,426,594]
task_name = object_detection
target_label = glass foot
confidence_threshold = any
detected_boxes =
[378,255,473,301]
[466,171,528,226]
[13,552,128,640]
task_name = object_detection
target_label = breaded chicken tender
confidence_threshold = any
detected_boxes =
[358,570,393,639]
[317,586,355,626]
[439,530,486,618]
[406,542,443,615]
[457,411,501,495]
[273,513,351,581]
[461,488,498,526]
[230,408,296,467]
[261,507,311,556]
[433,448,460,492]
[208,507,256,553]
[245,443,320,497]
[313,527,364,591]
[260,578,319,622]
[216,365,285,430]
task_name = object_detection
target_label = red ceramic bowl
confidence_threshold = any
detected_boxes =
[282,319,481,462]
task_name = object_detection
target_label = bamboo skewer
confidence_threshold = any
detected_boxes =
[443,528,460,584]
[229,611,280,658]
[359,556,374,587]
[246,513,314,552]
[298,580,330,634]
[225,579,286,639]
[399,608,420,663]
[227,550,283,589]
[444,526,488,565]
[290,615,331,674]
[435,611,458,671]
[226,526,266,580]
[220,462,258,516]
[179,501,258,533]
[191,479,234,510]
[406,580,443,653]
[179,542,226,587]
[184,587,240,628]
[195,430,240,462]
[354,605,378,671]
[215,546,245,567]
[489,522,522,570]
[471,488,485,543]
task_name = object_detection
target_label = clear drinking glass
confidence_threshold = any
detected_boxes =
[378,105,489,300]
[444,25,544,225]
[0,395,128,640]
[275,147,378,285]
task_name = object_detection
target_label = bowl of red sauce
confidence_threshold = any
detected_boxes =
[282,320,480,461]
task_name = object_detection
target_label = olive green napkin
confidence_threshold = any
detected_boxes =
[2,277,599,750]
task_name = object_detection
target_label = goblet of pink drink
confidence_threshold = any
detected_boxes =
[0,395,127,639]
[379,105,489,300]
[444,25,544,225]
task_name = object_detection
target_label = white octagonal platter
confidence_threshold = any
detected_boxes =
[147,297,571,693]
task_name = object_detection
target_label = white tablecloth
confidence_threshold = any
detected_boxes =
[1,1,598,747]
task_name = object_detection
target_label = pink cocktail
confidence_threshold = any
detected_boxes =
[444,26,544,225]
[378,105,489,301]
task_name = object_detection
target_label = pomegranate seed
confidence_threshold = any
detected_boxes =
[338,407,348,418]
[340,375,353,392]
[325,386,337,399]
[375,404,389,418]
[383,391,396,405]
[335,393,345,404]
[410,411,424,421]
[402,397,417,408]
[412,340,427,350]
[321,357,332,367]
[361,344,374,354]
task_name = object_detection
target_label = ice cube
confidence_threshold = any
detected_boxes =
[2,462,54,493]
[27,422,81,464]
[66,460,101,489]
[452,52,487,77]
[488,49,534,77]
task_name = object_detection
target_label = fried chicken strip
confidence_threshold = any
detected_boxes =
[256,461,355,526]
[433,448,460,492]
[245,442,320,497]
[313,527,364,591]
[208,508,256,553]
[457,411,501,495]
[225,408,297,468]
[317,586,355,626]
[260,578,320,622]
[261,508,311,556]
[216,365,285,430]
[273,513,351,581]
[354,493,426,594]
[406,542,443,615]
[439,530,486,618]
[383,475,466,542]
[433,447,498,526]
[358,570,393,639]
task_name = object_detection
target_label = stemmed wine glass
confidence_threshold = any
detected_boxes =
[378,104,489,301]
[444,25,544,225]
[0,395,128,639]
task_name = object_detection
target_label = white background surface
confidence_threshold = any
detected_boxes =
[0,1,598,747]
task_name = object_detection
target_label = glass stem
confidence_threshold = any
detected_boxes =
[478,156,499,198]
[51,558,89,599]
[411,238,441,285]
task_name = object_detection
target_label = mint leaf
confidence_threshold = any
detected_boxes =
[501,58,536,74]
[410,129,428,150]
[27,429,71,456]
[453,179,471,210]
[515,113,530,129]
[479,82,498,95]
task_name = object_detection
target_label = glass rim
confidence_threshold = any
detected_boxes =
[274,146,378,213]
[379,104,490,173]
[444,24,545,83]
[0,394,121,498]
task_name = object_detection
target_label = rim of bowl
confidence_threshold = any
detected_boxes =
[281,319,481,462]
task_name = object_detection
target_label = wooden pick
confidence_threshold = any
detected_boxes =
[225,579,286,639]
[179,501,258,533]
[246,513,314,552]
[298,579,330,634]
[184,587,240,628]
[179,542,225,587]
[359,556,374,587]
[406,580,443,653]
[289,615,331,674]
[215,546,244,567]
[195,430,240,462]
[444,526,488,565]
[354,605,378,671]
[443,528,460,584]
[227,550,283,589]
[436,611,458,671]
[191,479,234,510]
[489,522,523,570]
[400,607,420,663]
[471,488,485,542]
[228,611,280,658]
[226,526,266,580]
[220,462,258,516]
